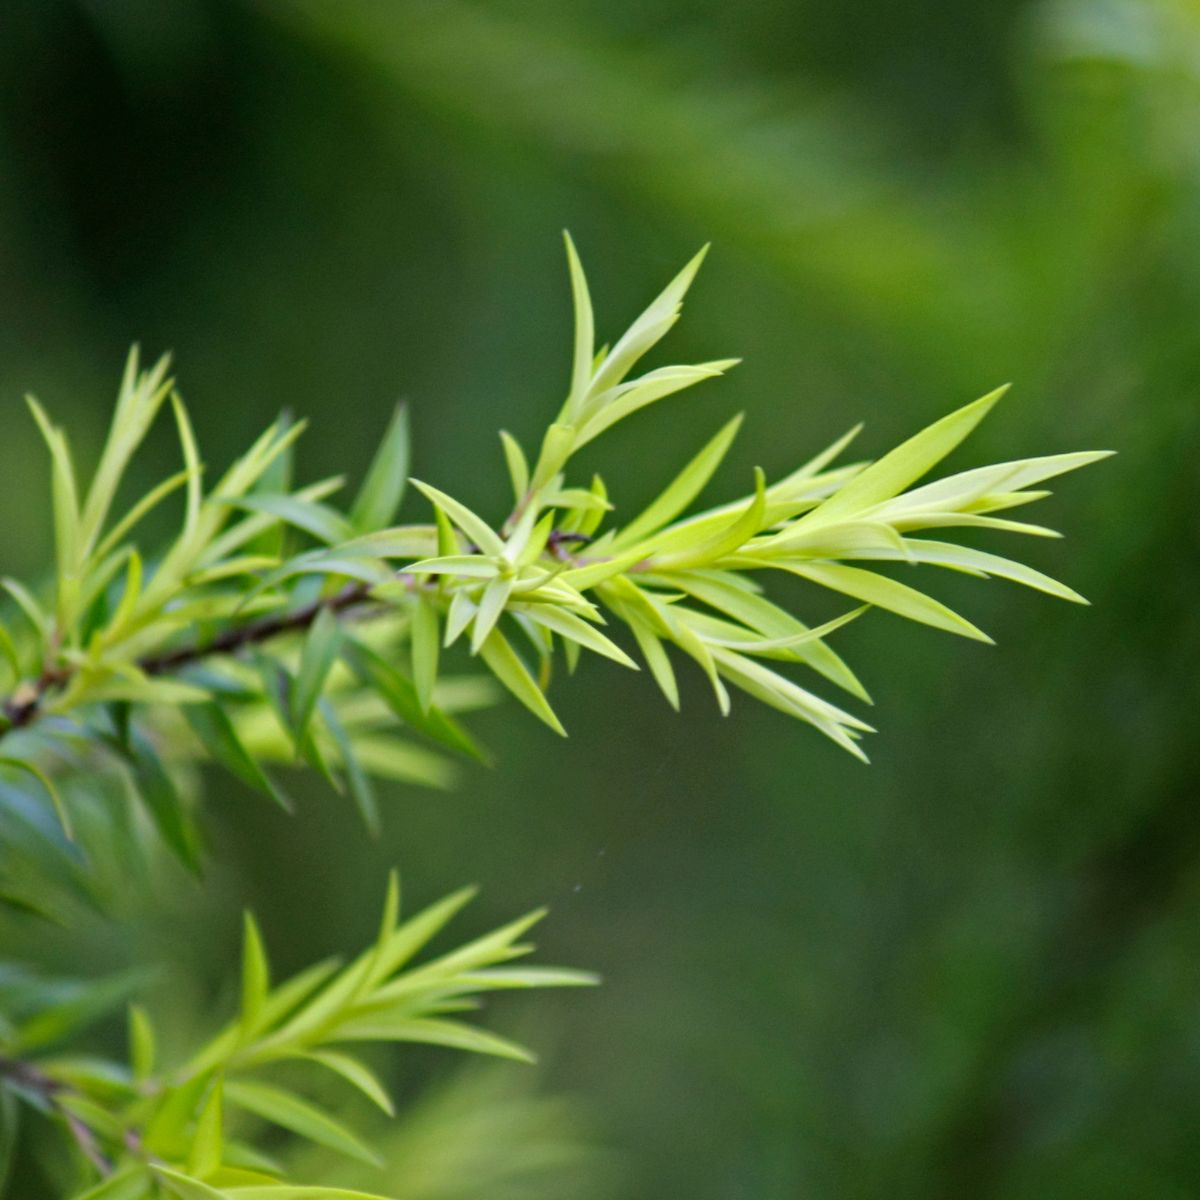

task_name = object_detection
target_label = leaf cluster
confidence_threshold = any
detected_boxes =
[0,875,592,1198]
[0,238,1107,885]
[0,235,1108,1197]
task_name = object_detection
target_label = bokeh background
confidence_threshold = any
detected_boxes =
[2,0,1199,1196]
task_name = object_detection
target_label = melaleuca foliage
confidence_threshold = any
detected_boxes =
[0,238,1108,1197]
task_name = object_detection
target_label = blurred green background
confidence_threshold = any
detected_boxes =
[1,0,1199,1196]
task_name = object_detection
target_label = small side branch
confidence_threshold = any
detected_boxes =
[0,581,374,740]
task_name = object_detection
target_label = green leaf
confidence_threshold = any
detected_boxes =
[409,480,504,557]
[842,539,1088,603]
[411,591,440,714]
[557,547,648,591]
[252,958,343,1036]
[590,245,709,396]
[624,613,680,709]
[291,607,343,743]
[443,589,476,648]
[72,1165,154,1200]
[334,1016,535,1063]
[231,494,355,546]
[878,449,1114,518]
[470,576,514,654]
[84,670,211,708]
[783,561,992,641]
[144,1071,215,1158]
[103,548,144,641]
[669,615,730,714]
[318,698,380,836]
[299,1049,394,1116]
[341,638,484,761]
[753,518,908,559]
[658,570,869,700]
[199,475,336,569]
[224,1079,382,1166]
[241,913,271,1033]
[611,415,743,550]
[92,466,193,564]
[240,411,296,561]
[709,646,872,759]
[455,965,601,989]
[478,630,566,736]
[129,1004,156,1082]
[1,577,47,637]
[771,423,864,495]
[189,1077,225,1178]
[434,505,458,557]
[564,474,609,539]
[366,885,478,985]
[518,604,637,669]
[350,403,410,533]
[320,528,434,560]
[206,1170,281,1189]
[153,1168,226,1200]
[26,397,83,616]
[807,385,1008,523]
[0,884,62,924]
[0,756,71,839]
[696,605,867,653]
[171,391,203,540]
[242,552,391,602]
[402,555,500,579]
[78,350,173,556]
[529,421,576,490]
[184,703,291,811]
[499,431,529,502]
[562,231,595,420]
[127,734,203,874]
[576,360,739,448]
[650,466,766,569]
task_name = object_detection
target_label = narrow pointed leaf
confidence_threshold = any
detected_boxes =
[807,385,1008,523]
[224,1080,382,1167]
[318,698,379,837]
[184,703,291,811]
[562,232,595,419]
[188,1077,224,1178]
[470,576,513,654]
[291,607,343,742]
[340,638,484,761]
[478,630,566,735]
[499,431,529,502]
[411,591,440,714]
[612,415,744,551]
[241,913,270,1033]
[350,403,410,533]
[785,562,992,641]
[409,481,504,556]
[0,757,71,840]
[519,604,637,669]
[300,1050,394,1116]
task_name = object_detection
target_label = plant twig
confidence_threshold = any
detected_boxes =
[0,581,376,739]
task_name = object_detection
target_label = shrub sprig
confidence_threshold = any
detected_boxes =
[0,875,590,1197]
[0,236,1107,864]
[0,236,1107,1196]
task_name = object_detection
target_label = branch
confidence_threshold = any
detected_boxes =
[0,580,376,741]
[0,528,601,744]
